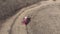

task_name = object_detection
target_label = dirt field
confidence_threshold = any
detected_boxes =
[0,0,60,34]
[0,0,46,30]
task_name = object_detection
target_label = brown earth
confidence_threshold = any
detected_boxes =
[0,0,60,34]
[0,0,47,30]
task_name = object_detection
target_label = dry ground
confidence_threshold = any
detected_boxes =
[1,0,60,34]
[0,0,47,30]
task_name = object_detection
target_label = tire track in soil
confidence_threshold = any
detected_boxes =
[8,2,53,34]
[9,9,26,34]
[8,3,41,34]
